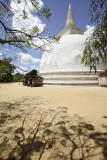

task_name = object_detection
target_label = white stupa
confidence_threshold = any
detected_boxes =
[40,4,101,86]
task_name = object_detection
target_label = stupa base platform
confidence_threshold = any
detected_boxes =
[39,71,102,87]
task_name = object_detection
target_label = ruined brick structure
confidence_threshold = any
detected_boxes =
[23,70,43,87]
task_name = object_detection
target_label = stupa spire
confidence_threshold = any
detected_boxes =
[58,4,84,37]
[66,4,75,27]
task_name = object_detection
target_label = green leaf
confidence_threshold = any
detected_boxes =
[17,0,21,4]
[54,36,60,42]
[33,26,39,33]
[41,8,52,20]
[5,33,9,37]
[23,10,28,19]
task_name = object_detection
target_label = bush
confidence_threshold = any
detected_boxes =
[13,73,24,82]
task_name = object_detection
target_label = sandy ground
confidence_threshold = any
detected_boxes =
[0,83,107,160]
[0,82,107,128]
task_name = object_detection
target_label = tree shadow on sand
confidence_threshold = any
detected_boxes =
[0,101,107,160]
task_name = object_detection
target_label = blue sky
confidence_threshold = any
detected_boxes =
[0,0,95,73]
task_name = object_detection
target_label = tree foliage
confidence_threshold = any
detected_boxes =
[0,0,60,74]
[0,57,16,82]
[82,0,107,71]
[0,0,53,51]
[13,73,24,82]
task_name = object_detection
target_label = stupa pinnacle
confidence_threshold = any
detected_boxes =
[66,4,75,27]
[58,4,84,37]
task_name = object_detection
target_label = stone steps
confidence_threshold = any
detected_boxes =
[43,81,98,86]
[43,77,98,81]
[40,71,99,76]
[43,74,98,77]
[39,71,100,86]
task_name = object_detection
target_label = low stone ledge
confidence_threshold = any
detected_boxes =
[99,70,107,87]
[99,77,107,87]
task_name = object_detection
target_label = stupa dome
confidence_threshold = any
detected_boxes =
[40,34,89,72]
[39,4,102,86]
[40,4,88,73]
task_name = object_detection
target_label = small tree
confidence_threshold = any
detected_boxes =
[81,0,107,71]
[13,73,24,82]
[0,58,16,82]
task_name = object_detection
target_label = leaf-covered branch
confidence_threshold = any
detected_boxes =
[82,0,107,71]
[0,0,53,52]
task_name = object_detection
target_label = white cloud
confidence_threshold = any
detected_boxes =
[14,66,29,74]
[11,0,45,33]
[19,53,41,64]
[30,65,36,69]
[20,65,39,71]
[0,52,2,56]
[12,13,46,32]
[15,65,40,74]
[84,25,95,36]
[30,65,40,71]
[11,0,43,14]
[19,66,29,71]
